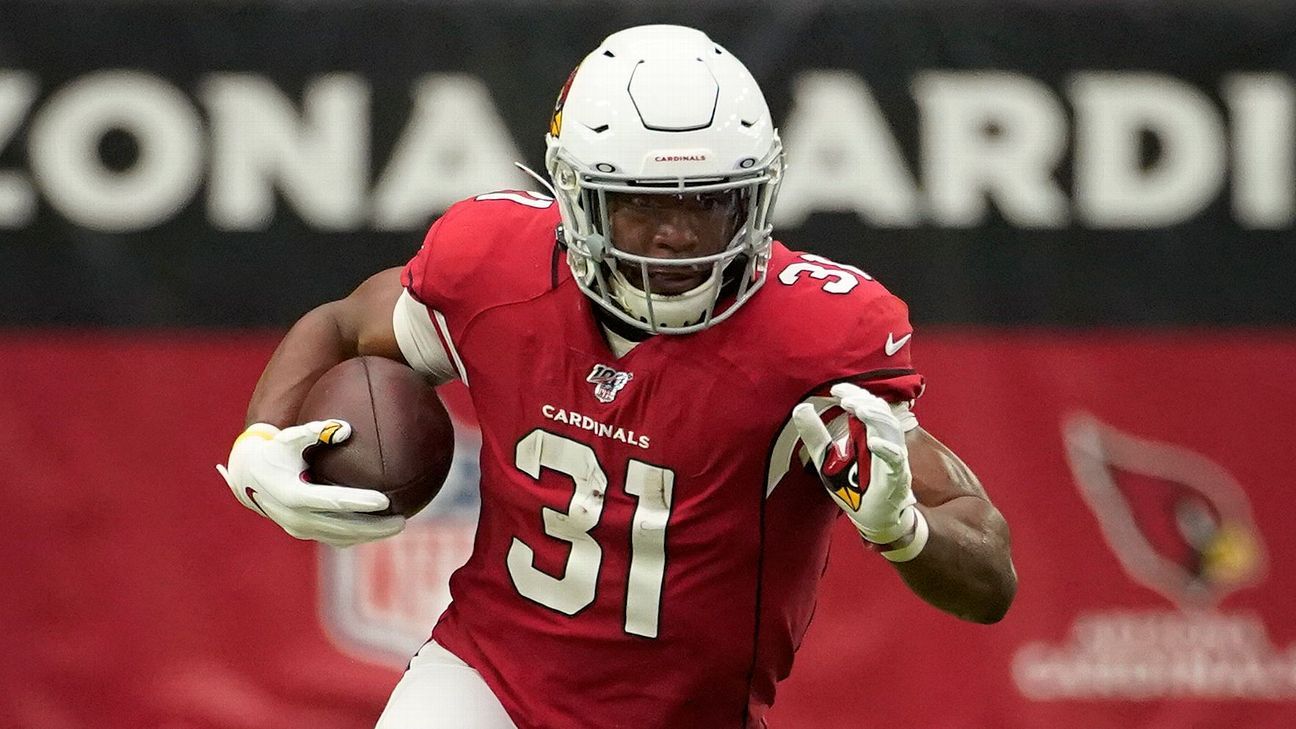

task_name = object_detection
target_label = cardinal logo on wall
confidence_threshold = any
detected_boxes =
[1062,412,1266,609]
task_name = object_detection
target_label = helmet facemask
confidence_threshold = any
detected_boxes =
[547,138,784,335]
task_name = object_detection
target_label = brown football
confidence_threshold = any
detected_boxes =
[298,356,454,518]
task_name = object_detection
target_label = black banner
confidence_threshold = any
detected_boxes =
[1,0,1294,326]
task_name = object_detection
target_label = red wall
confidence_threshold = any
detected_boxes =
[3,332,1294,728]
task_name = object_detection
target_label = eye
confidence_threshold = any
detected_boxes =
[611,194,655,210]
[694,192,735,211]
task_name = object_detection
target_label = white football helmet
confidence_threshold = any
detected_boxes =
[544,25,785,334]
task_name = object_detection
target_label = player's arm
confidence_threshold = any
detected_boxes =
[892,426,1015,623]
[219,266,456,546]
[246,267,407,427]
[794,388,1016,624]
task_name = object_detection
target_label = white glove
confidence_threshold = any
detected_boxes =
[792,383,929,562]
[217,420,406,547]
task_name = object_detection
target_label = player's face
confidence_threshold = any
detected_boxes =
[606,191,741,295]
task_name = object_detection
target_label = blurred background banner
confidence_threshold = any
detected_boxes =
[3,0,1295,327]
[2,1,1295,728]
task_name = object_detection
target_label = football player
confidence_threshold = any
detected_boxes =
[220,25,1016,729]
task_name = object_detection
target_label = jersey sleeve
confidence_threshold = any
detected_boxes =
[395,206,472,383]
[400,204,460,311]
[399,194,559,322]
[822,289,926,406]
[392,289,459,383]
[395,194,560,390]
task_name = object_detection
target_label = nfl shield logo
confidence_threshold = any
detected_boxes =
[587,364,633,403]
[318,410,482,665]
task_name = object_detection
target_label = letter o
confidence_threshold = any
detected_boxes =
[29,70,203,231]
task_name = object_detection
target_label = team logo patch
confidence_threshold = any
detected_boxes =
[587,364,633,403]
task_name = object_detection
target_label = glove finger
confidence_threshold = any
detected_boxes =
[316,527,404,548]
[259,495,406,542]
[842,398,905,448]
[828,382,867,402]
[866,436,907,471]
[216,463,234,489]
[314,532,374,548]
[832,385,901,437]
[836,390,889,422]
[300,512,407,542]
[791,403,834,468]
[263,473,391,513]
[276,419,353,450]
[307,512,407,542]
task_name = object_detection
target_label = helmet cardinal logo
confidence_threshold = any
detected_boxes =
[549,65,579,138]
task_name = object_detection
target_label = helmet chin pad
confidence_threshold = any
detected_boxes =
[608,267,720,329]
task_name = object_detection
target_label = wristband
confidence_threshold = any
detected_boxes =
[878,508,930,563]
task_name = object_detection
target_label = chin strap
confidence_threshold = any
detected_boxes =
[593,302,654,343]
[607,269,720,329]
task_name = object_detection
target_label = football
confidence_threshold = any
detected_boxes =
[298,356,455,518]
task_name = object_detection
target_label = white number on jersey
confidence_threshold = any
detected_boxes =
[474,190,555,208]
[507,430,675,638]
[777,253,872,294]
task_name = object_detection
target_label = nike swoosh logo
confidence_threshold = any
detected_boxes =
[885,332,912,356]
[245,488,270,517]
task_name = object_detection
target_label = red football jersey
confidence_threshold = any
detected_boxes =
[401,192,924,729]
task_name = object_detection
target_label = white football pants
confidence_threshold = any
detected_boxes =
[375,640,518,729]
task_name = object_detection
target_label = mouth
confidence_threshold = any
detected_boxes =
[643,267,708,295]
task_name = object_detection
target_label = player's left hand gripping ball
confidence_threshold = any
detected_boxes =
[792,384,929,562]
[216,420,406,547]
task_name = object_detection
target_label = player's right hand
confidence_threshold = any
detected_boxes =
[216,421,406,547]
[791,385,929,562]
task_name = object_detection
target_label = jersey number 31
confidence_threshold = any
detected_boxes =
[507,430,674,639]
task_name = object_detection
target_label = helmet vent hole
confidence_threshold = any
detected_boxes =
[603,50,616,58]
[740,119,756,128]
[714,47,723,55]
[588,124,610,134]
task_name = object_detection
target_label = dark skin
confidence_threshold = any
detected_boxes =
[246,195,1016,624]
[605,191,741,294]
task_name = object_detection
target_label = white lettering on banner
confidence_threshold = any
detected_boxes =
[1224,74,1296,229]
[1072,73,1228,228]
[777,70,1296,230]
[203,73,370,231]
[27,70,204,232]
[777,71,922,227]
[0,72,37,226]
[0,68,1293,231]
[915,72,1070,228]
[1013,611,1296,699]
[371,75,530,230]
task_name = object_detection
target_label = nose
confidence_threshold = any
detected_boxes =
[648,211,700,258]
